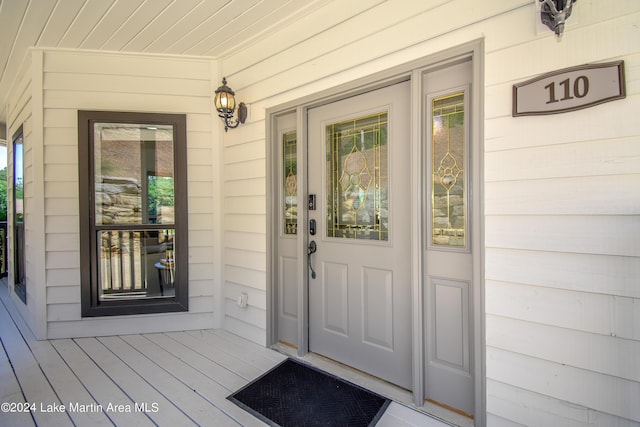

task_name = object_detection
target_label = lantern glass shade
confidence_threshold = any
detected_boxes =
[214,78,236,117]
[215,91,235,114]
[214,78,246,131]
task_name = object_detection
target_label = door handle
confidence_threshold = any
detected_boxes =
[307,240,317,255]
[307,240,317,279]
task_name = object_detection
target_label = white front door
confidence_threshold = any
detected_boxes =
[307,82,412,390]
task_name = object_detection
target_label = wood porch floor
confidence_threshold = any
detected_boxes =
[0,280,457,427]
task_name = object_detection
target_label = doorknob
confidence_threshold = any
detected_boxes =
[307,240,317,279]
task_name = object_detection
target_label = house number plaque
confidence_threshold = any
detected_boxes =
[513,61,625,116]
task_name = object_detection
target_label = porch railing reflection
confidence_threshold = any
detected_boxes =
[99,228,175,299]
[0,222,6,278]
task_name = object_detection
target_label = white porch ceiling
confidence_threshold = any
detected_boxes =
[0,0,330,127]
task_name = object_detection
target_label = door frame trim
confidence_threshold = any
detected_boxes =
[266,39,485,424]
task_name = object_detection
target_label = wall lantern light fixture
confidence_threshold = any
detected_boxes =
[214,77,247,132]
[540,0,577,38]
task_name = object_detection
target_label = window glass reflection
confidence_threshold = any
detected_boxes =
[432,92,466,247]
[94,124,175,225]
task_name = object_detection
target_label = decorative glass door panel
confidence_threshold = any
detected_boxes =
[325,113,388,241]
[431,92,467,248]
[283,131,297,235]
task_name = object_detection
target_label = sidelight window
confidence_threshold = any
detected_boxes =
[282,131,297,235]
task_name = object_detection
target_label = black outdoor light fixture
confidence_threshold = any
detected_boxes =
[540,0,577,37]
[214,77,247,132]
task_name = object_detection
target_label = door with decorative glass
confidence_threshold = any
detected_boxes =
[307,82,412,390]
[424,60,475,415]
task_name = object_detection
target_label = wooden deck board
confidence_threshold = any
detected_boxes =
[118,333,268,426]
[100,334,241,426]
[0,339,35,427]
[74,336,196,427]
[172,330,266,382]
[204,329,287,372]
[22,339,113,427]
[51,338,155,427]
[0,280,451,427]
[145,332,247,391]
[1,297,113,427]
[0,296,74,427]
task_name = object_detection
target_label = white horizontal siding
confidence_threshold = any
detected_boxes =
[487,315,640,382]
[44,72,210,96]
[225,264,265,291]
[224,159,266,181]
[46,269,80,288]
[225,140,265,164]
[224,230,266,252]
[43,51,211,79]
[485,136,640,181]
[487,380,639,427]
[485,14,640,90]
[225,248,266,272]
[5,50,47,338]
[486,248,640,299]
[44,90,211,114]
[486,281,640,342]
[488,347,640,422]
[219,102,268,343]
[46,312,216,339]
[224,196,266,215]
[217,0,640,424]
[41,49,217,336]
[485,175,639,216]
[481,2,640,424]
[228,0,528,101]
[486,215,639,256]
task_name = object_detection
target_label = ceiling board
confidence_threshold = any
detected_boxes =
[58,0,116,48]
[144,0,230,53]
[222,0,383,81]
[15,0,57,49]
[191,0,291,56]
[38,0,85,47]
[0,0,29,76]
[121,0,203,52]
[100,0,176,51]
[0,0,331,124]
[80,0,146,50]
[166,0,263,55]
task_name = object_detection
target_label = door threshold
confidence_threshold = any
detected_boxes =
[271,343,474,427]
[426,398,474,420]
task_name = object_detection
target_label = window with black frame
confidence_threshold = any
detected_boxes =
[12,128,26,304]
[78,111,188,316]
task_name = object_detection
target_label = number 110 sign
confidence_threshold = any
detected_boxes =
[513,61,625,116]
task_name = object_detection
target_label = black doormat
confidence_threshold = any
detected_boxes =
[228,358,390,427]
